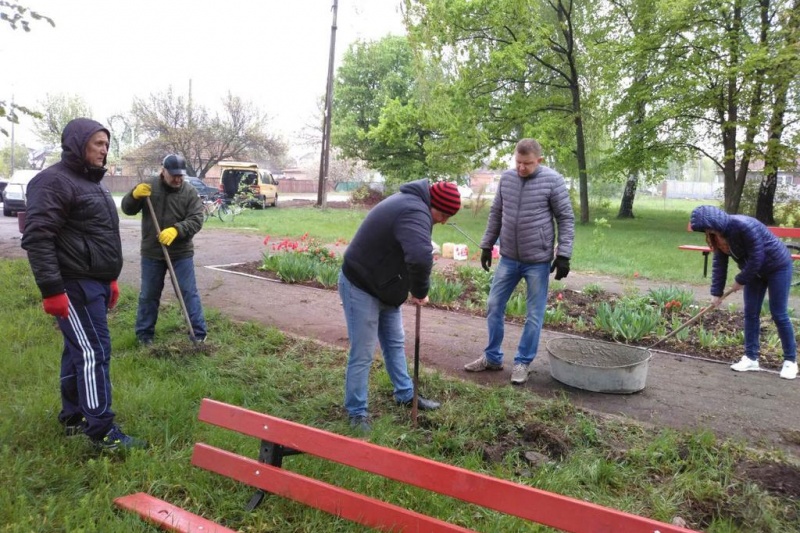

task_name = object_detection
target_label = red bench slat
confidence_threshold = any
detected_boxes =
[114,492,235,533]
[192,444,474,533]
[196,398,697,533]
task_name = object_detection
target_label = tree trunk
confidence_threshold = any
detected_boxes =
[755,0,797,224]
[617,173,638,219]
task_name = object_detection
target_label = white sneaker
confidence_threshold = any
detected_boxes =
[730,356,759,372]
[779,360,798,380]
[510,363,531,384]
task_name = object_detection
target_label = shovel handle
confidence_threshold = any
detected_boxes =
[411,304,421,427]
[144,196,198,344]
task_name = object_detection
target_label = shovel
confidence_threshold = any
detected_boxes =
[411,304,421,427]
[145,196,199,347]
[447,222,482,248]
[649,288,735,349]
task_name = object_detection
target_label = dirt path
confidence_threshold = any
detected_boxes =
[2,214,798,457]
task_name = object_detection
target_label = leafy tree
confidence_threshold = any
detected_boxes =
[634,0,796,214]
[331,35,446,187]
[0,2,54,136]
[405,0,604,223]
[0,140,32,177]
[32,93,93,148]
[129,88,286,178]
[755,0,800,223]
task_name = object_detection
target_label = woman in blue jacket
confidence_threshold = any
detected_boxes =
[689,205,796,379]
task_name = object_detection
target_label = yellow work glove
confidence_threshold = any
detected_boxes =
[158,227,179,246]
[132,183,152,200]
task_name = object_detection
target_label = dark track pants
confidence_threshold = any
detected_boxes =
[56,279,115,439]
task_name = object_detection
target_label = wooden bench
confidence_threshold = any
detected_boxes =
[680,226,800,278]
[116,398,698,533]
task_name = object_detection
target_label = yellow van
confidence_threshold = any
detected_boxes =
[218,161,278,208]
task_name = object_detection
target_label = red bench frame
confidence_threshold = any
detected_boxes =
[117,398,699,532]
[680,226,800,278]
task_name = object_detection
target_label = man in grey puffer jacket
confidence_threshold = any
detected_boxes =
[464,138,575,384]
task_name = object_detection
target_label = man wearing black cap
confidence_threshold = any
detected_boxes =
[121,154,207,345]
[339,179,461,434]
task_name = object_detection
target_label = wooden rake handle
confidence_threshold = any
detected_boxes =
[649,288,736,349]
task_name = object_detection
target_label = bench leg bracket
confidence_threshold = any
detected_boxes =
[245,440,303,511]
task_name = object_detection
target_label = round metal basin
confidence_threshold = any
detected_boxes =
[546,337,651,394]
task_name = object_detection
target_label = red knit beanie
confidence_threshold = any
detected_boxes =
[429,181,461,216]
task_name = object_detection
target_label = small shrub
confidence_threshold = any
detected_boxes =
[593,300,661,342]
[582,283,605,297]
[350,184,385,207]
[428,273,465,305]
[647,286,695,311]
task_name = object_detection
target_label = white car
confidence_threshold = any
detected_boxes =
[457,185,474,199]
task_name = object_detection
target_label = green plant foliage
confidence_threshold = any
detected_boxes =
[428,273,465,305]
[647,286,696,311]
[593,299,661,342]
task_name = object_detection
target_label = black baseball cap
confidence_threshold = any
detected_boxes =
[162,154,187,176]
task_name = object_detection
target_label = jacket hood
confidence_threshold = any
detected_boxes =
[398,178,432,206]
[60,118,110,173]
[690,205,730,233]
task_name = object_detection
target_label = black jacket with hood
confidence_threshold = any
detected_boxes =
[21,118,122,298]
[342,179,434,307]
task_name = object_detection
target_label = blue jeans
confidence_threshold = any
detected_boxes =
[484,257,551,366]
[135,256,207,341]
[742,263,796,362]
[338,271,414,418]
[58,279,115,439]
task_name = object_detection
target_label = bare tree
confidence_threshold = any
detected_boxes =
[130,88,286,178]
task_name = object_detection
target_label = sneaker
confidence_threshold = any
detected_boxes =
[510,363,531,384]
[349,415,371,434]
[731,356,759,372]
[137,337,153,347]
[396,395,441,411]
[62,415,86,437]
[93,425,148,451]
[464,356,503,372]
[780,360,798,380]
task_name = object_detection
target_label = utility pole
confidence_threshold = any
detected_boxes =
[317,0,339,208]
[10,93,15,175]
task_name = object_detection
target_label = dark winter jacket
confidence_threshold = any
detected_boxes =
[121,176,204,260]
[342,179,434,306]
[21,118,121,298]
[690,205,792,296]
[480,165,575,263]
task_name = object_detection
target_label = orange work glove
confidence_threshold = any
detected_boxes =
[109,280,120,309]
[132,183,152,200]
[158,227,178,246]
[43,293,69,319]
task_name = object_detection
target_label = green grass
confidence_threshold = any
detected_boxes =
[197,197,746,286]
[1,259,798,532]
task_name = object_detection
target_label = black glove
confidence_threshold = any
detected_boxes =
[480,248,493,272]
[550,256,570,280]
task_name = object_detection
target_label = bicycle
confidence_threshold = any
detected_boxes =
[203,196,241,222]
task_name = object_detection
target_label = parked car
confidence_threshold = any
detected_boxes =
[0,176,8,201]
[186,176,219,199]
[3,169,39,217]
[457,185,474,199]
[218,161,278,208]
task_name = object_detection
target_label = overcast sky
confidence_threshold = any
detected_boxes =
[1,0,406,156]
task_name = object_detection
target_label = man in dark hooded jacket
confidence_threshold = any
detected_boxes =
[339,179,462,433]
[689,205,797,380]
[21,118,147,451]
